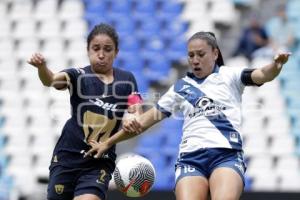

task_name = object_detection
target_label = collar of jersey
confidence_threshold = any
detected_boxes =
[187,65,220,84]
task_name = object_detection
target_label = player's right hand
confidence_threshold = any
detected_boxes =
[122,117,143,135]
[84,140,111,159]
[27,53,47,69]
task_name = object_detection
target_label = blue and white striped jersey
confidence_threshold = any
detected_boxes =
[157,66,247,154]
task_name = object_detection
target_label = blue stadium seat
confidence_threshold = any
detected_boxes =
[135,20,161,40]
[109,0,132,13]
[145,56,171,82]
[0,174,13,199]
[286,0,300,21]
[166,37,187,61]
[160,1,183,13]
[132,72,150,94]
[115,51,144,72]
[141,37,165,61]
[119,36,140,52]
[84,14,113,30]
[160,20,189,42]
[152,167,174,190]
[244,175,253,191]
[84,0,107,14]
[133,0,157,14]
[113,17,136,37]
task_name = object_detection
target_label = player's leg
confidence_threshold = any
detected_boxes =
[73,194,101,200]
[175,176,209,200]
[174,164,209,200]
[208,149,246,200]
[209,167,243,200]
[73,164,113,200]
[47,165,77,200]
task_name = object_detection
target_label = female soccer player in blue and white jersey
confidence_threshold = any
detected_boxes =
[28,23,142,200]
[85,31,290,200]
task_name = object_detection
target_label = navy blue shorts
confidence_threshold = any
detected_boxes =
[175,148,247,186]
[47,163,113,200]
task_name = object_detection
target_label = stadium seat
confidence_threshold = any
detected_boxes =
[15,38,40,61]
[12,19,37,40]
[58,0,84,21]
[109,0,132,13]
[145,55,171,82]
[0,174,14,200]
[244,135,269,156]
[278,171,300,191]
[34,0,58,21]
[113,17,135,37]
[65,38,88,61]
[141,37,165,61]
[84,0,107,14]
[37,19,62,40]
[62,19,88,40]
[210,0,238,27]
[166,37,187,61]
[135,20,161,40]
[156,1,183,22]
[251,172,279,191]
[9,0,32,21]
[275,155,300,177]
[133,0,156,14]
[269,136,296,156]
[160,19,189,42]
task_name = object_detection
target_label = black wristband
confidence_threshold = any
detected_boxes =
[241,68,263,86]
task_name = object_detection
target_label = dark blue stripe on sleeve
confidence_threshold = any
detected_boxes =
[156,104,172,117]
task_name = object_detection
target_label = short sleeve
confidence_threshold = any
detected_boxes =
[61,68,83,90]
[127,72,139,94]
[222,66,246,95]
[157,85,184,117]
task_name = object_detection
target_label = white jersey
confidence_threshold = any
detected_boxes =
[157,66,247,154]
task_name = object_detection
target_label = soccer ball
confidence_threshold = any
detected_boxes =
[113,153,156,197]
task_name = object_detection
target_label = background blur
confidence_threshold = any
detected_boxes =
[0,0,300,199]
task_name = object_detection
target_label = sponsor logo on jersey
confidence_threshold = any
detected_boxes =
[189,96,226,118]
[89,98,118,111]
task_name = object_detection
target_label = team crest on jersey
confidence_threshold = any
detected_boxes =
[189,96,226,118]
[55,184,64,194]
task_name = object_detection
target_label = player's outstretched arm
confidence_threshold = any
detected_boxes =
[251,52,291,85]
[27,53,69,90]
[85,107,166,158]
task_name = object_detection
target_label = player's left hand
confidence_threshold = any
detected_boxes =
[84,140,111,159]
[274,52,291,66]
[122,115,143,134]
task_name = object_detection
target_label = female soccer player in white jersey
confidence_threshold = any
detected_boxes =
[85,31,290,200]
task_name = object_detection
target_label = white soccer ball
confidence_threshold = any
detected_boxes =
[113,153,156,197]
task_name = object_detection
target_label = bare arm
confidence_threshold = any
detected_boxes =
[85,107,166,158]
[251,52,291,85]
[27,53,69,90]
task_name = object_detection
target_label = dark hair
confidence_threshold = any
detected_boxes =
[188,31,224,66]
[87,23,119,50]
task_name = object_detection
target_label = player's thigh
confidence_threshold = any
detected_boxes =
[175,176,209,200]
[47,165,76,200]
[209,167,243,200]
[73,194,101,200]
[74,165,112,200]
